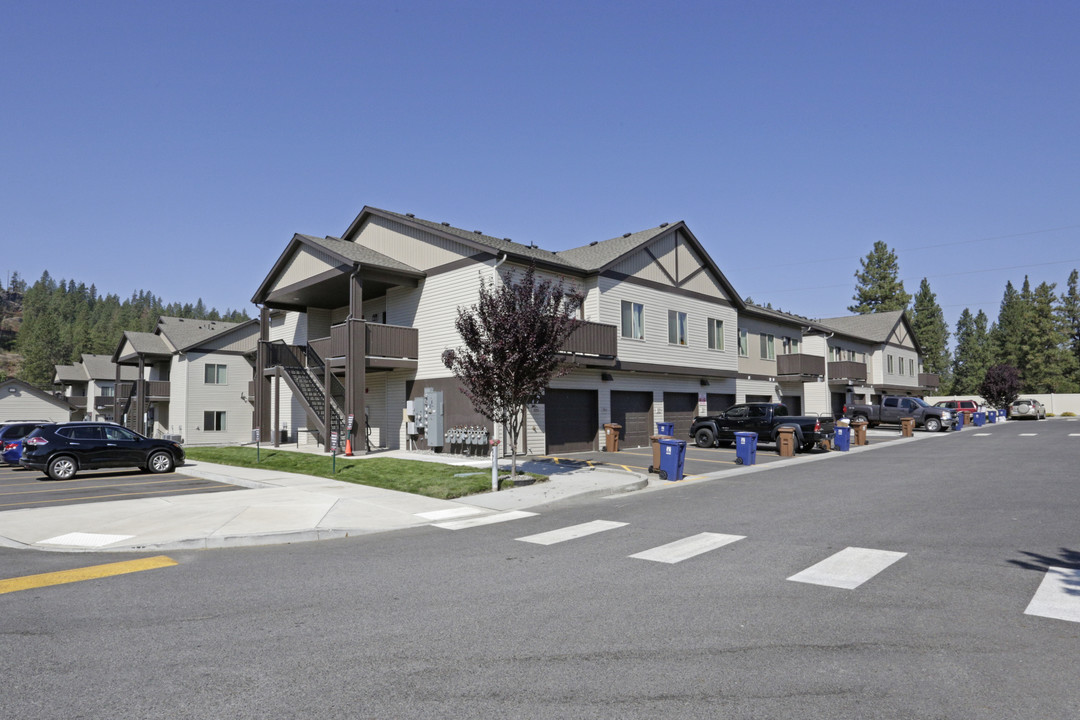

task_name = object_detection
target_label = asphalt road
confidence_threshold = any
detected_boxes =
[0,462,242,511]
[2,418,1078,719]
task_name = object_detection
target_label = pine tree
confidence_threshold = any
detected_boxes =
[848,241,912,313]
[1061,269,1080,389]
[952,309,992,395]
[990,280,1030,368]
[909,277,951,386]
[1022,281,1078,392]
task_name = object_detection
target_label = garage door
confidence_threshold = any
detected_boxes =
[611,391,653,448]
[707,393,736,414]
[545,389,598,454]
[663,392,698,440]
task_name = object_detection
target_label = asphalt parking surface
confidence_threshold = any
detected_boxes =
[540,425,923,479]
[0,462,243,512]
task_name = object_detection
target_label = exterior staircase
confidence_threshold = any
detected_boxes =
[267,342,346,448]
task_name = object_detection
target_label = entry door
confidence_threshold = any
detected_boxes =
[545,389,598,454]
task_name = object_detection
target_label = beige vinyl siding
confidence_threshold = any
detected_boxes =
[882,346,921,387]
[270,311,308,344]
[170,355,188,440]
[388,371,408,450]
[398,263,485,378]
[269,245,344,295]
[599,275,737,372]
[364,372,386,448]
[0,389,69,423]
[737,379,777,404]
[737,317,800,377]
[581,276,601,322]
[195,324,259,354]
[354,216,478,270]
[269,311,309,439]
[183,351,254,445]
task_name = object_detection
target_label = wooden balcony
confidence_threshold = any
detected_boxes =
[828,361,867,382]
[308,321,420,363]
[776,353,825,377]
[67,395,88,409]
[561,321,618,357]
[117,380,171,400]
[919,373,940,389]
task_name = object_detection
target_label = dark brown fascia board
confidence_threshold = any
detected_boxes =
[610,360,740,379]
[594,222,747,312]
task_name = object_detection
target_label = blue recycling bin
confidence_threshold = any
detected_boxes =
[834,425,851,452]
[735,431,758,465]
[988,410,998,424]
[657,438,687,481]
[973,411,986,427]
[656,422,674,437]
[955,412,965,430]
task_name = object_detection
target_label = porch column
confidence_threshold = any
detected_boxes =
[114,362,122,424]
[346,270,366,455]
[136,356,146,435]
[274,367,281,448]
[256,305,272,442]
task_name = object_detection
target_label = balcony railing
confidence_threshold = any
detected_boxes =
[308,321,420,363]
[67,395,88,409]
[919,373,940,389]
[828,361,867,382]
[776,353,825,376]
[117,380,171,399]
[561,321,618,357]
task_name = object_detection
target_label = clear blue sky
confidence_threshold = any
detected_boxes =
[4,1,1078,338]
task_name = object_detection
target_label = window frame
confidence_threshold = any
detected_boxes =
[738,328,749,357]
[204,363,228,385]
[707,318,724,351]
[620,301,645,341]
[759,333,775,360]
[203,411,227,432]
[668,310,688,346]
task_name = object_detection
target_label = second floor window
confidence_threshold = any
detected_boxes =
[205,364,227,384]
[668,310,687,346]
[738,328,748,357]
[621,301,644,340]
[782,336,800,354]
[99,386,115,397]
[888,355,895,374]
[899,357,905,375]
[707,318,724,351]
[760,333,775,360]
[910,359,915,376]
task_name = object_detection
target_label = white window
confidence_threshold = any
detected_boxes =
[204,364,227,384]
[621,301,644,340]
[760,333,775,360]
[899,357,905,375]
[888,355,895,374]
[203,411,227,431]
[738,328,748,357]
[910,359,915,376]
[707,318,724,351]
[668,310,687,346]
[782,336,800,354]
[100,385,115,397]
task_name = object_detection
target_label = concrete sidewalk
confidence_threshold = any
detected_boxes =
[0,458,647,553]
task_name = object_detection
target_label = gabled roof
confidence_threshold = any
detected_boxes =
[555,225,675,271]
[0,378,72,413]
[54,363,88,383]
[346,207,582,272]
[82,354,139,380]
[156,316,256,353]
[299,234,423,276]
[815,310,924,355]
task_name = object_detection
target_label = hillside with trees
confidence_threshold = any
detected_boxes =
[1,270,250,388]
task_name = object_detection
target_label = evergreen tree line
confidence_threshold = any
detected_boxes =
[849,242,1080,397]
[8,270,250,388]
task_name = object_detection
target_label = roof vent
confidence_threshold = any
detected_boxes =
[503,238,512,242]
[589,241,599,246]
[406,213,415,218]
[659,222,669,228]
[441,222,451,226]
[623,233,632,238]
[474,230,482,234]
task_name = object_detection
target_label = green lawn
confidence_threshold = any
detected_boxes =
[184,446,545,500]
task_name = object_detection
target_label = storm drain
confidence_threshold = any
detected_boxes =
[38,532,135,548]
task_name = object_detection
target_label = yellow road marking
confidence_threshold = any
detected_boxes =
[0,555,177,595]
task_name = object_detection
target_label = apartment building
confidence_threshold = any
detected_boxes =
[53,354,140,422]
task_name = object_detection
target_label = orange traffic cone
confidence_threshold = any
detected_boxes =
[344,437,353,456]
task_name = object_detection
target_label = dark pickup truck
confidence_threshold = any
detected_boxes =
[843,395,954,432]
[689,403,835,453]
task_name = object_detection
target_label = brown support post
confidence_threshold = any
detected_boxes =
[136,356,146,435]
[324,360,333,452]
[347,270,366,455]
[114,361,122,424]
[257,306,272,442]
[274,367,281,447]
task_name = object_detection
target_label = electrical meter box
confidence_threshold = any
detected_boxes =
[423,387,444,447]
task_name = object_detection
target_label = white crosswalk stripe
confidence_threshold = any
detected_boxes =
[517,520,627,545]
[787,547,907,589]
[1025,567,1080,623]
[629,532,745,564]
[433,510,538,530]
[1019,433,1038,437]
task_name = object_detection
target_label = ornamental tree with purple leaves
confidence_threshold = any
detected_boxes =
[978,364,1021,410]
[442,264,583,482]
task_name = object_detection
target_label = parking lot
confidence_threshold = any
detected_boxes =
[0,463,243,512]
[540,425,916,479]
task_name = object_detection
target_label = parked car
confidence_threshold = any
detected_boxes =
[934,399,979,421]
[844,396,954,432]
[0,421,46,465]
[19,422,185,480]
[1009,398,1046,420]
[689,402,835,452]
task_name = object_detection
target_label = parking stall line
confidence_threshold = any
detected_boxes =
[1024,567,1080,623]
[517,520,628,545]
[0,475,219,497]
[0,556,177,595]
[0,484,236,509]
[630,532,745,564]
[1019,433,1038,437]
[787,547,907,590]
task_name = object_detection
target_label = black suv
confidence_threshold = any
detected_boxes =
[20,422,185,481]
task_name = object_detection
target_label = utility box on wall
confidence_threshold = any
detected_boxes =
[423,387,444,448]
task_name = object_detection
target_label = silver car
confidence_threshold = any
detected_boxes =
[1009,398,1046,420]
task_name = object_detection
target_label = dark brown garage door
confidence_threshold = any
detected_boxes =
[663,392,698,440]
[707,393,736,413]
[545,389,598,454]
[611,391,653,448]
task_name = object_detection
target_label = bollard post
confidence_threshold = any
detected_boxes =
[490,439,501,491]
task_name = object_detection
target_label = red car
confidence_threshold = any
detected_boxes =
[934,399,979,421]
